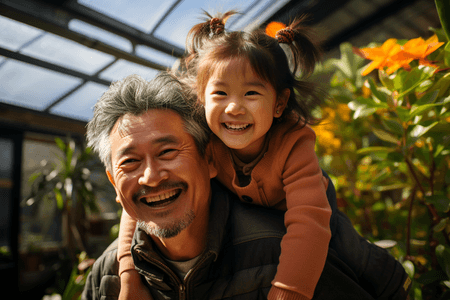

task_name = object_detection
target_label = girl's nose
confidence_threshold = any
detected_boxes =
[224,100,245,115]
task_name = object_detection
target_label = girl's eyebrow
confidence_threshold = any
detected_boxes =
[210,80,267,89]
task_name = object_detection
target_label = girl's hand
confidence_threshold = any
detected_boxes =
[119,269,153,300]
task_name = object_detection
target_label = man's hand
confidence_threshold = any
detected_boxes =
[119,269,153,300]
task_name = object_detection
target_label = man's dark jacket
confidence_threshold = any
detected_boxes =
[81,180,408,300]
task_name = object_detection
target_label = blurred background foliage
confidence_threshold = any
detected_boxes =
[312,3,450,297]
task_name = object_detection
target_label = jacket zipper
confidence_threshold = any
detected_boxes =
[135,248,186,299]
[136,247,214,300]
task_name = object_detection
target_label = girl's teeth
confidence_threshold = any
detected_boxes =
[225,123,250,130]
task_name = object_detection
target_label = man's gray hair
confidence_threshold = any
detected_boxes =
[86,72,210,171]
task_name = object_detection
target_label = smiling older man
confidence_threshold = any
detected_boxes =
[81,73,409,300]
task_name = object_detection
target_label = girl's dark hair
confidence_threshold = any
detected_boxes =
[180,11,325,126]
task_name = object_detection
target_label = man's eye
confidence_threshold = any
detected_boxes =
[159,149,178,158]
[122,158,138,165]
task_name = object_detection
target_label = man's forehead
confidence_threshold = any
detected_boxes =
[109,110,188,151]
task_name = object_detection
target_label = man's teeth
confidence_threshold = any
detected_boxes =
[225,123,250,131]
[145,190,178,203]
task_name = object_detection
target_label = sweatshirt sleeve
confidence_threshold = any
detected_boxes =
[270,127,332,300]
[117,209,138,276]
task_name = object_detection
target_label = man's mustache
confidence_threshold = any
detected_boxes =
[132,181,187,203]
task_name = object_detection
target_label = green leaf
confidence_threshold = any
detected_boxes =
[445,42,450,67]
[395,67,434,98]
[368,78,388,103]
[356,146,396,155]
[436,245,450,279]
[425,195,450,212]
[372,128,399,144]
[403,260,415,278]
[417,270,448,285]
[348,101,378,119]
[434,218,449,232]
[409,122,439,138]
[415,90,439,106]
[55,137,66,152]
[395,107,411,122]
[54,187,64,210]
[378,69,395,91]
[435,0,450,41]
[382,119,404,135]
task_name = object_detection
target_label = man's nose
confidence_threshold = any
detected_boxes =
[138,161,168,186]
[224,99,245,115]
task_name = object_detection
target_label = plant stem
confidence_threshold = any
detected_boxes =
[405,157,440,221]
[406,186,417,258]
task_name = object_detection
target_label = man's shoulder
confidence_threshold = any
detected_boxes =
[81,239,120,300]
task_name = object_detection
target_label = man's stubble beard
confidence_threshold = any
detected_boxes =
[137,209,196,239]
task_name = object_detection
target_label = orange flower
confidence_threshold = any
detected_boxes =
[355,39,402,76]
[265,21,286,38]
[355,35,444,76]
[400,35,444,68]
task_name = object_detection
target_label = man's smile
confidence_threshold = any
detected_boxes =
[139,189,182,208]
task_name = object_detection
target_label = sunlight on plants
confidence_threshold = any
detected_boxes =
[313,17,450,299]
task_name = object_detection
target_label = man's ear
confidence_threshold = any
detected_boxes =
[106,170,115,187]
[274,88,290,118]
[106,170,121,204]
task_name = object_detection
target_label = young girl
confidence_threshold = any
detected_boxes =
[117,11,410,300]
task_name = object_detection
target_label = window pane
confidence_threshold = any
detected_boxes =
[20,33,115,75]
[78,0,178,33]
[0,15,42,51]
[153,0,251,49]
[135,45,178,68]
[50,82,108,121]
[99,59,159,82]
[69,19,133,52]
[0,60,83,110]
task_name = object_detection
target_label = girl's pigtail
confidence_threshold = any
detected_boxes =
[185,10,237,58]
[274,17,322,77]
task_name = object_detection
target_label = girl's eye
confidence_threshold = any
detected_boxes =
[245,91,260,96]
[214,91,227,96]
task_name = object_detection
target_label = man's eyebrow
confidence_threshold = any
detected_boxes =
[116,135,180,158]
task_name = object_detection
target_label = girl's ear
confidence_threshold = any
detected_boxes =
[274,88,290,118]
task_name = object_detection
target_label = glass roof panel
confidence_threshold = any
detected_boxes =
[78,0,179,33]
[50,82,108,121]
[0,59,83,110]
[135,45,178,68]
[19,32,115,75]
[69,19,133,52]
[153,0,254,49]
[0,15,43,51]
[99,59,159,82]
[229,0,290,31]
